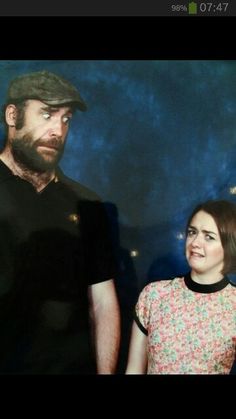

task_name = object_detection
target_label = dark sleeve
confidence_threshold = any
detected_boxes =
[133,309,148,336]
[78,200,117,286]
[133,283,152,336]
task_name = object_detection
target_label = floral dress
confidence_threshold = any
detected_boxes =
[135,273,236,374]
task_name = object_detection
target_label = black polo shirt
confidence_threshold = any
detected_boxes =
[0,160,115,374]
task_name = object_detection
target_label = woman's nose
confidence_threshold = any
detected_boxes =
[191,234,202,247]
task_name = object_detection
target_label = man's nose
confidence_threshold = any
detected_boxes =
[48,119,63,137]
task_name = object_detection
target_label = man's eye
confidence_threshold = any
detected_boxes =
[62,116,71,124]
[42,112,50,120]
[187,229,195,236]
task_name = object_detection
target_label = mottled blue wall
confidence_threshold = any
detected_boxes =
[0,60,236,371]
[1,61,236,369]
[1,60,236,284]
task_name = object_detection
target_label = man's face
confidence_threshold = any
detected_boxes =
[10,100,73,172]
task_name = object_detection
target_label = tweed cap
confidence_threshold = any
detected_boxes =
[6,70,87,111]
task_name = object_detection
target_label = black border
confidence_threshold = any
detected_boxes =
[0,16,235,59]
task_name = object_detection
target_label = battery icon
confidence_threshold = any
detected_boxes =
[188,1,197,14]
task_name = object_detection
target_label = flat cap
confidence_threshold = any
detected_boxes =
[6,70,87,111]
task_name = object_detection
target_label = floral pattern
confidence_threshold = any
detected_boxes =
[135,277,236,374]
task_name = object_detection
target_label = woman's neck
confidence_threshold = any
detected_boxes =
[190,270,224,285]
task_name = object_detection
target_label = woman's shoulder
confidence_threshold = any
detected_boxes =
[141,276,185,296]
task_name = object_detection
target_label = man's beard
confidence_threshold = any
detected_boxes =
[11,133,65,172]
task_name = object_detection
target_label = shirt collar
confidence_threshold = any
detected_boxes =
[184,272,230,293]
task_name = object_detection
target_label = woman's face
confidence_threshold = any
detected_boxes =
[185,210,224,278]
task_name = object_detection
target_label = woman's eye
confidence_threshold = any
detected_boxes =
[187,229,195,236]
[205,234,214,241]
[42,112,50,120]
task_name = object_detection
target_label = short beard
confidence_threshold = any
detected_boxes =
[11,134,65,173]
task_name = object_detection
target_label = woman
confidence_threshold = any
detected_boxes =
[126,200,236,374]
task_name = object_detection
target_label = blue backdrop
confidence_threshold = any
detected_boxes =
[1,60,236,371]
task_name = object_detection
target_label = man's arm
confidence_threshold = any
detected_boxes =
[126,321,147,374]
[88,279,120,374]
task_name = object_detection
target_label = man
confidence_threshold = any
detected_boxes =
[0,70,120,374]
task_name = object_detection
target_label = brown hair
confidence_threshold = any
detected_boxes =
[1,100,27,133]
[186,200,236,275]
[1,100,77,133]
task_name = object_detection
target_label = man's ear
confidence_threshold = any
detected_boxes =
[5,104,17,127]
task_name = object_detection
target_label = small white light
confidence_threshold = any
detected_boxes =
[130,249,139,258]
[176,232,185,240]
[229,186,236,195]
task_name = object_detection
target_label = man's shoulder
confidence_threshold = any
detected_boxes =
[0,158,13,184]
[57,168,101,202]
